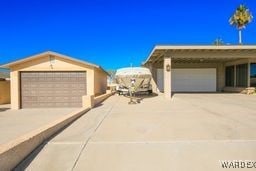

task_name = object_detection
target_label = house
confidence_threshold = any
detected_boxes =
[143,45,256,98]
[0,71,10,104]
[0,71,10,81]
[1,51,108,109]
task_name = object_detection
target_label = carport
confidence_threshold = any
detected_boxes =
[144,45,256,98]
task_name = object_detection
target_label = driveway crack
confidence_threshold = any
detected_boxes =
[71,96,120,171]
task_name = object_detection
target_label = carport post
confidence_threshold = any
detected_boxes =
[247,62,251,87]
[164,57,172,99]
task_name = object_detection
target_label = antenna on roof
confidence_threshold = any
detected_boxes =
[130,56,134,68]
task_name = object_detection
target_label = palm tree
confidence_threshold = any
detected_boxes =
[229,4,253,44]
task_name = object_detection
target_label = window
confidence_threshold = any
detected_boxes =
[236,64,248,87]
[250,63,256,87]
[225,66,234,86]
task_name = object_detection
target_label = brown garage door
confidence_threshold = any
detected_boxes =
[20,72,87,108]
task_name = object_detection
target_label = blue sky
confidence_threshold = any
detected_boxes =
[0,0,255,70]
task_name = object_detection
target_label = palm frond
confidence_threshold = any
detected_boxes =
[229,4,253,29]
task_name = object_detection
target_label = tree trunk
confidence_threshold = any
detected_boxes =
[239,30,242,44]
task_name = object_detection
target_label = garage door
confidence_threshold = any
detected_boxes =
[172,69,216,92]
[21,72,87,108]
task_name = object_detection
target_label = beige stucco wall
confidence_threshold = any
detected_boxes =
[0,81,10,104]
[9,55,107,109]
[10,71,19,109]
[94,68,107,96]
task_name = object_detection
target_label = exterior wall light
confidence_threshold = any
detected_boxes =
[166,64,171,72]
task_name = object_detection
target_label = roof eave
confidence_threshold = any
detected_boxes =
[153,45,256,50]
[0,51,108,75]
[144,45,256,65]
[142,46,158,66]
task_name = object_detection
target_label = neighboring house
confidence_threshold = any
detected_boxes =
[143,45,256,98]
[1,51,108,109]
[0,71,10,104]
[0,71,10,81]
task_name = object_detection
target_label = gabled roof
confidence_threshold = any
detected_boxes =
[1,51,109,75]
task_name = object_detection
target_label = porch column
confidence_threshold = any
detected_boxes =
[248,62,251,87]
[10,71,20,109]
[164,57,171,99]
[234,65,237,87]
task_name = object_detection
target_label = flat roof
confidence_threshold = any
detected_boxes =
[152,45,256,50]
[144,45,256,64]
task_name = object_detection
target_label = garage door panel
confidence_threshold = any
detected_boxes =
[21,72,87,108]
[172,69,216,92]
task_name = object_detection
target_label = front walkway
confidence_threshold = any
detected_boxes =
[16,94,256,171]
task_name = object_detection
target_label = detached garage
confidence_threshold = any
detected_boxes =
[2,51,108,109]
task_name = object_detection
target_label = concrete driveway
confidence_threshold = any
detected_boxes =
[16,94,256,171]
[0,105,77,145]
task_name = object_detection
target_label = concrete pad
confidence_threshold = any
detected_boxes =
[50,104,114,142]
[1,107,89,171]
[16,94,256,170]
[17,142,84,171]
[15,96,119,170]
[91,94,256,141]
[0,108,77,145]
[75,141,256,171]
